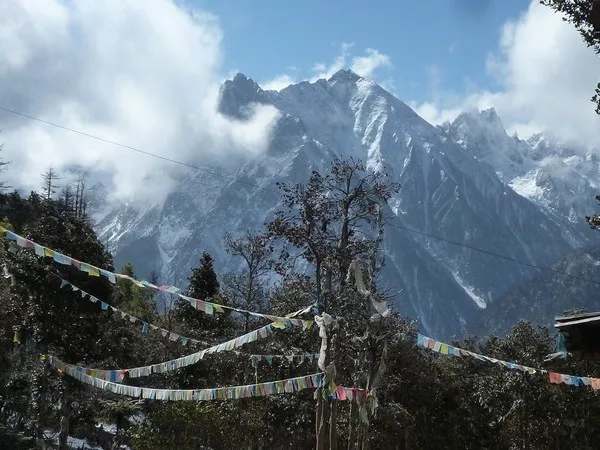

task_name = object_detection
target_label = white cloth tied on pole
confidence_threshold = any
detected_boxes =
[347,260,390,318]
[314,312,333,372]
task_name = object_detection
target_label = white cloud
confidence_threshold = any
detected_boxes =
[261,74,297,91]
[0,0,280,203]
[310,42,355,81]
[261,43,393,91]
[350,48,392,79]
[412,0,600,147]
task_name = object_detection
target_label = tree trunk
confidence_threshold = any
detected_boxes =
[58,378,71,450]
[245,272,254,334]
[316,390,323,449]
[361,427,370,450]
[347,401,355,450]
[329,399,338,450]
[30,364,45,449]
[358,349,378,450]
[315,259,322,301]
[355,422,362,450]
[327,329,338,450]
[317,397,330,450]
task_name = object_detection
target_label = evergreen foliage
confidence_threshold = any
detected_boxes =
[2,159,600,449]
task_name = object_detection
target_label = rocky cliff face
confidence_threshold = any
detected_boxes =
[97,69,597,339]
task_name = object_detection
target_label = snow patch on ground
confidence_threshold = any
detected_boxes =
[43,429,111,450]
[509,170,544,200]
[452,272,487,309]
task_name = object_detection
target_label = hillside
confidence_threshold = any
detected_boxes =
[97,69,598,339]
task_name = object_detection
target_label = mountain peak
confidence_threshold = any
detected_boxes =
[479,108,504,128]
[227,72,261,91]
[328,69,362,83]
[453,107,505,132]
[218,72,270,119]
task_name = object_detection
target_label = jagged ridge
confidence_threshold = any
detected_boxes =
[97,69,598,339]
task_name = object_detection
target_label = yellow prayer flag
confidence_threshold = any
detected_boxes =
[271,318,286,329]
[440,344,449,355]
[44,247,56,257]
[213,304,224,314]
[328,379,337,394]
[88,266,100,277]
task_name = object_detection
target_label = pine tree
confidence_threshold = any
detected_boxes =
[112,263,157,322]
[0,190,115,448]
[173,251,229,341]
[188,252,220,299]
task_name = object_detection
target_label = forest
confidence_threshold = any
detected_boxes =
[2,158,600,450]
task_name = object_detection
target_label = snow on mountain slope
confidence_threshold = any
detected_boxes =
[97,69,590,339]
[441,109,599,247]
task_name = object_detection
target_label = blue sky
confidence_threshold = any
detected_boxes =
[194,0,529,103]
[3,0,599,200]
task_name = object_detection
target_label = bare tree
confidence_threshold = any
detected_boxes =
[268,158,400,449]
[74,173,89,218]
[60,185,75,214]
[0,143,10,191]
[41,167,61,200]
[222,231,273,332]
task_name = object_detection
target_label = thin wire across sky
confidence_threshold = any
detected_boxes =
[1,104,598,287]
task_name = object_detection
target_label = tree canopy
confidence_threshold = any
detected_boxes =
[1,160,600,449]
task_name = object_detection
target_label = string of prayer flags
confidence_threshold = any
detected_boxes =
[48,355,366,403]
[417,334,538,373]
[58,278,205,347]
[547,372,600,389]
[48,355,324,401]
[416,333,600,390]
[1,227,313,329]
[59,323,277,382]
[242,352,320,368]
[331,385,368,404]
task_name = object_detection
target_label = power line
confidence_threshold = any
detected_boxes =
[0,105,274,193]
[388,222,600,286]
[2,104,599,286]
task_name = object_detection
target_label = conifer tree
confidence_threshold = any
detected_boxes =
[0,190,114,448]
[112,263,157,322]
[188,251,220,299]
[173,251,229,341]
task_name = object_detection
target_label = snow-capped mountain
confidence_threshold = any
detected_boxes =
[97,69,598,339]
[441,109,599,246]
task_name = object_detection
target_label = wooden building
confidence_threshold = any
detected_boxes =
[555,311,600,361]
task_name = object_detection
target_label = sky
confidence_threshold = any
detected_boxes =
[1,0,599,202]
[203,0,523,99]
